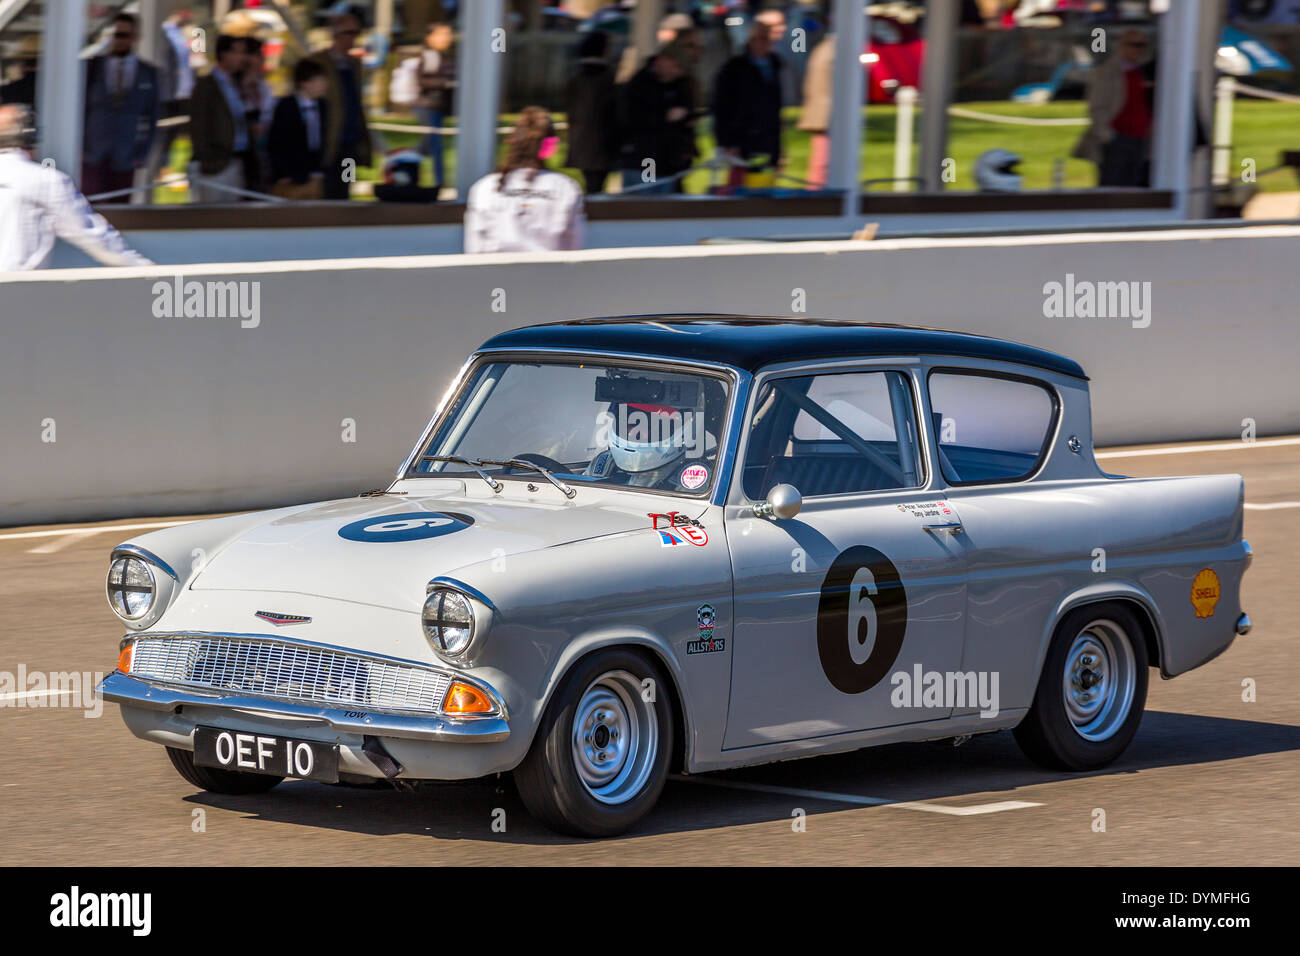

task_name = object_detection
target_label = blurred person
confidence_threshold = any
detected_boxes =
[147,9,197,185]
[1073,28,1155,187]
[464,106,584,253]
[188,34,251,203]
[0,35,40,107]
[267,59,329,200]
[240,36,276,193]
[618,41,697,195]
[416,21,457,189]
[566,30,619,195]
[82,13,160,199]
[797,30,834,189]
[712,16,785,186]
[308,5,373,200]
[0,105,152,270]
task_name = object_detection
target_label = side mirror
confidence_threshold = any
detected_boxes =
[753,483,802,520]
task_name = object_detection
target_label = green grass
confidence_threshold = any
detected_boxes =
[150,98,1300,203]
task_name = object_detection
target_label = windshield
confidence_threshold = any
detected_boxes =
[410,359,732,496]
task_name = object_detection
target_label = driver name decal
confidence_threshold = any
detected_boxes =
[338,512,475,542]
[817,546,908,694]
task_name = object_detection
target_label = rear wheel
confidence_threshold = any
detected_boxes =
[1014,603,1149,771]
[514,649,673,837]
[165,746,283,794]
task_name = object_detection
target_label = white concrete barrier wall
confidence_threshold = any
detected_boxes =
[3,225,1298,526]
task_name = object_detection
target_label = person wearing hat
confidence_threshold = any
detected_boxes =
[0,105,153,270]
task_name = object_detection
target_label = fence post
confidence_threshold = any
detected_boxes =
[893,86,917,192]
[1212,76,1234,187]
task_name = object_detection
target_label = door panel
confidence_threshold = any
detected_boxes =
[723,495,968,749]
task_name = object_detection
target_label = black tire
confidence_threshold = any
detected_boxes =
[514,648,673,838]
[1014,602,1149,771]
[165,746,284,794]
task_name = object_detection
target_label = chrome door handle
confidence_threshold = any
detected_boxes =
[923,522,963,535]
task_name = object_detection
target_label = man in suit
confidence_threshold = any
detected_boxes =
[307,5,372,200]
[82,13,160,199]
[268,59,329,199]
[188,34,250,203]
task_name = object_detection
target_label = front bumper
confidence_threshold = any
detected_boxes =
[98,671,511,743]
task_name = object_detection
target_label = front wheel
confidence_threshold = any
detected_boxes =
[514,649,673,837]
[166,746,283,794]
[1014,603,1149,771]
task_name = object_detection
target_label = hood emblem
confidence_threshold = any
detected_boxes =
[255,610,312,626]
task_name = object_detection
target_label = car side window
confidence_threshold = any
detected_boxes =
[927,371,1055,484]
[742,370,924,500]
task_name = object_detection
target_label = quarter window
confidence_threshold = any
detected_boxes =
[742,370,924,500]
[927,371,1055,484]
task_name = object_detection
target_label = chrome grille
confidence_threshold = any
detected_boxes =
[129,635,452,714]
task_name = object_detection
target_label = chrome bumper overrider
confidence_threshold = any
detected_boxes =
[97,671,510,743]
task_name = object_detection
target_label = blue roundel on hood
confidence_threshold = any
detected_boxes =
[338,512,475,542]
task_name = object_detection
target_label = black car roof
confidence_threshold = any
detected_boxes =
[478,315,1088,380]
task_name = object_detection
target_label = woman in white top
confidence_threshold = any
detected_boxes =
[464,107,585,254]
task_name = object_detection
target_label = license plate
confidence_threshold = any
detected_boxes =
[193,726,339,783]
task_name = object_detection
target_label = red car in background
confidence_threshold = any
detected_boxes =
[864,13,925,102]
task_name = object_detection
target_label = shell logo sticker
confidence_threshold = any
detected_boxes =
[1190,568,1221,618]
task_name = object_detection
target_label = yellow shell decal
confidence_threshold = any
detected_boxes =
[1190,568,1221,619]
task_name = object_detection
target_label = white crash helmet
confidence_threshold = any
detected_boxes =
[974,148,1022,192]
[608,402,716,474]
[609,403,687,473]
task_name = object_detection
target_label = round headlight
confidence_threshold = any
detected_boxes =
[422,589,475,657]
[107,556,156,621]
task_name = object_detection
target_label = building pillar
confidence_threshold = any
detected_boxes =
[1151,0,1201,216]
[918,0,958,192]
[828,0,866,220]
[38,0,88,184]
[455,0,505,198]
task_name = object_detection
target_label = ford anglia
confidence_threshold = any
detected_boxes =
[98,317,1253,837]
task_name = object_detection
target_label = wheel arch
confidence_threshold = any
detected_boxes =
[531,629,692,772]
[1039,583,1168,681]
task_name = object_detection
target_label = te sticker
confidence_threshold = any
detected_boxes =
[338,512,475,542]
[817,546,908,694]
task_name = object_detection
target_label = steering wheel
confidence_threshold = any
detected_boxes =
[509,452,571,475]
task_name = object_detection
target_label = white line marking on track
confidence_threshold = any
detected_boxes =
[0,689,75,702]
[1244,502,1300,510]
[26,534,82,554]
[1096,437,1300,459]
[669,775,1042,816]
[0,520,188,542]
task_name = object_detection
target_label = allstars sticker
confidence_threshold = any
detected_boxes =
[688,603,724,654]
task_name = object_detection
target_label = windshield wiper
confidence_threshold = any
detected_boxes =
[479,458,577,499]
[419,455,502,493]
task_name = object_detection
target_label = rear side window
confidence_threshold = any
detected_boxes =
[927,371,1055,484]
[742,370,924,500]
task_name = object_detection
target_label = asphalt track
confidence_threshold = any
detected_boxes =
[1,438,1296,866]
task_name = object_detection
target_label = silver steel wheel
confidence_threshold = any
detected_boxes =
[1061,618,1137,742]
[570,669,659,806]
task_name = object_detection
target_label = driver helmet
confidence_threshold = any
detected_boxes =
[609,403,691,473]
